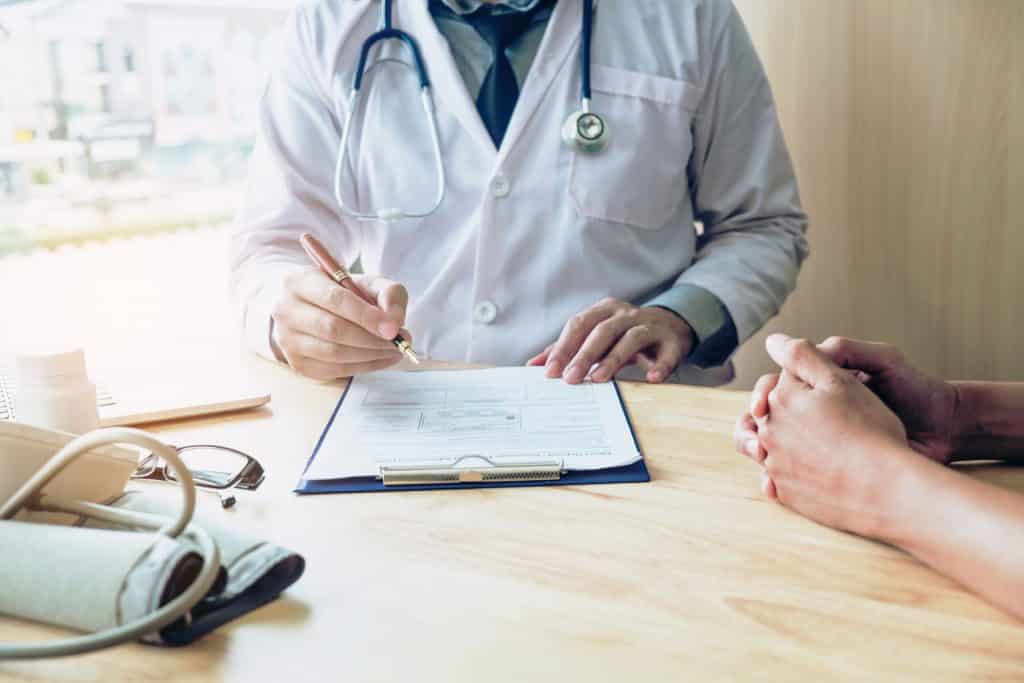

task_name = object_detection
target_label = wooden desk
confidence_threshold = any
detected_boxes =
[1,231,1023,682]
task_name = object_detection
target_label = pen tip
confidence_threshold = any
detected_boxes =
[394,338,420,365]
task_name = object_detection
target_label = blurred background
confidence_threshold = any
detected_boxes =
[0,0,289,251]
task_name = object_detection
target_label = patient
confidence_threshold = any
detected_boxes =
[734,334,1024,620]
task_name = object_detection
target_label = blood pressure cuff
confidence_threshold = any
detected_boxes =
[0,521,218,638]
[82,491,305,646]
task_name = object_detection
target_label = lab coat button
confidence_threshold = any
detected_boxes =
[490,174,511,198]
[473,300,498,325]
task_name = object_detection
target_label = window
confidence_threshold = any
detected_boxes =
[0,0,294,257]
[96,41,109,73]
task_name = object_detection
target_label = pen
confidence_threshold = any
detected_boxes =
[299,233,419,365]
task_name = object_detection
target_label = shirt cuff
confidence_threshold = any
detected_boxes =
[644,284,739,369]
[239,263,303,364]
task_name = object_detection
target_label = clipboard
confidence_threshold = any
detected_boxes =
[294,379,650,495]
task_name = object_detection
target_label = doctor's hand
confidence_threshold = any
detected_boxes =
[742,334,921,540]
[527,299,694,384]
[270,268,411,381]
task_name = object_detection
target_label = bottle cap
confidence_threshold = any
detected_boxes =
[12,349,98,433]
[15,349,90,384]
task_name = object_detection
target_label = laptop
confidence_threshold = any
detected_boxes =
[0,362,270,427]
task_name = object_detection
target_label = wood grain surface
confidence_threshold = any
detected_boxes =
[731,0,1024,388]
[0,230,1022,682]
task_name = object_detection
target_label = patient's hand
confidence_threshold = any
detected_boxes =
[817,337,960,465]
[740,334,923,539]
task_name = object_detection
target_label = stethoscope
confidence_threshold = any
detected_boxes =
[334,0,607,223]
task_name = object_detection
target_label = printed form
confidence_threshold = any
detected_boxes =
[302,367,642,481]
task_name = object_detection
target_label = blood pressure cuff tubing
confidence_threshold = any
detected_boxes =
[81,491,305,646]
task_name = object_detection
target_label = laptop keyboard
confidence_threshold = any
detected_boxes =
[0,365,116,422]
[0,372,10,420]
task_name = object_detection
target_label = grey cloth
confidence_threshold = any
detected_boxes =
[430,0,739,367]
[83,491,305,646]
[118,533,205,636]
[0,521,191,635]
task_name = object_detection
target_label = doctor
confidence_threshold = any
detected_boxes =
[230,0,809,384]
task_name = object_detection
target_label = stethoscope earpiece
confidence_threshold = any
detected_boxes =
[562,109,610,154]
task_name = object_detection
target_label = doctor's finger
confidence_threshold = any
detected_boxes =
[607,331,683,383]
[273,298,396,351]
[633,351,656,373]
[277,329,402,365]
[589,324,659,383]
[527,345,553,367]
[564,317,637,384]
[643,335,684,384]
[284,355,349,382]
[334,356,404,378]
[292,270,399,340]
[545,306,617,378]
[356,275,409,340]
[289,355,401,382]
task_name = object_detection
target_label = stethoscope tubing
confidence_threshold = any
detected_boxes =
[581,0,593,101]
[334,0,601,222]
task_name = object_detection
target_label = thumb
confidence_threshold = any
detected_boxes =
[817,336,902,375]
[355,275,408,340]
[765,333,840,388]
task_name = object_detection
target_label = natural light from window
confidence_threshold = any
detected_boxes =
[0,0,296,256]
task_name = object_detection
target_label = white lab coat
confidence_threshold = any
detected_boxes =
[230,0,808,385]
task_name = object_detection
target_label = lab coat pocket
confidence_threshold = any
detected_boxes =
[570,65,698,230]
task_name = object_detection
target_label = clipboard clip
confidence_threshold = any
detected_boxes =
[379,455,565,487]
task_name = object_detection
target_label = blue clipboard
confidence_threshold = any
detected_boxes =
[294,378,650,495]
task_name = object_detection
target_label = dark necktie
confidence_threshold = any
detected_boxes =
[463,7,539,146]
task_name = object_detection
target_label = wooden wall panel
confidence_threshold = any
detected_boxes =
[1008,1,1024,380]
[729,0,1023,388]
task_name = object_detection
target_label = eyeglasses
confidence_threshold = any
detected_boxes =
[131,444,265,508]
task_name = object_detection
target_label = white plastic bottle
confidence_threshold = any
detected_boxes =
[13,349,100,434]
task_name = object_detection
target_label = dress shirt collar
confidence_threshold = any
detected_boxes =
[437,0,546,15]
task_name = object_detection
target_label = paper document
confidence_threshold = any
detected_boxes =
[302,367,641,481]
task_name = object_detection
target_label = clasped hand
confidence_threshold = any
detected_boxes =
[733,334,959,539]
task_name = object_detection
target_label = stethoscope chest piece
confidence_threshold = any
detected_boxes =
[336,0,606,219]
[562,109,610,154]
